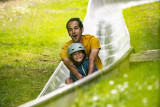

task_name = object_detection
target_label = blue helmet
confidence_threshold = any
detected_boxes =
[68,43,85,57]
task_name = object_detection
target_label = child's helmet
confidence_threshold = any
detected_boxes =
[68,43,85,57]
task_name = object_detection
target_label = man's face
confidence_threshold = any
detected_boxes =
[67,21,83,43]
[71,51,85,63]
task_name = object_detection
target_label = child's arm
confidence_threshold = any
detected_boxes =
[63,58,83,80]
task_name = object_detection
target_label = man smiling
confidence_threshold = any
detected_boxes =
[60,18,103,83]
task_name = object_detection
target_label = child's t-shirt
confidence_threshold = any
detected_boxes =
[70,59,98,81]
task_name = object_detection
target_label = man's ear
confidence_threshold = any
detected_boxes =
[82,27,84,33]
[68,30,71,37]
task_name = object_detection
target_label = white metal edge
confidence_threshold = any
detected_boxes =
[36,61,64,99]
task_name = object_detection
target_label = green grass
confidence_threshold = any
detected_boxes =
[0,1,159,107]
[71,1,160,107]
[123,1,160,52]
[0,0,88,107]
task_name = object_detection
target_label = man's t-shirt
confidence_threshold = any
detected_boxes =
[60,34,103,70]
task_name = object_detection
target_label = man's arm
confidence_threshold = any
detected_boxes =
[63,58,83,80]
[88,48,99,75]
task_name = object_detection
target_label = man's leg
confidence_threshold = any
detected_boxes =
[65,78,74,84]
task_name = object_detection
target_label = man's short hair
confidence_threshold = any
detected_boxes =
[66,18,83,30]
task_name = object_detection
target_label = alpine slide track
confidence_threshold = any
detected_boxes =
[19,0,158,106]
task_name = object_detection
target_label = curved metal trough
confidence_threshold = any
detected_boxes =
[19,0,157,106]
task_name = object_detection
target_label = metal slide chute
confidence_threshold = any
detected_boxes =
[19,0,157,107]
[36,61,70,98]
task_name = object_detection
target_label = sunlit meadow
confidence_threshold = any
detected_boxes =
[0,0,88,107]
[0,0,159,107]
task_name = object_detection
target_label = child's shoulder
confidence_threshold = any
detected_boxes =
[84,57,89,61]
[83,57,89,65]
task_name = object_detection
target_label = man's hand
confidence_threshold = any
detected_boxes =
[63,58,83,80]
[88,48,99,75]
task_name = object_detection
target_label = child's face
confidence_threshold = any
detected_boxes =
[71,51,85,63]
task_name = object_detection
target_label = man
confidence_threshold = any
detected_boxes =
[60,18,103,84]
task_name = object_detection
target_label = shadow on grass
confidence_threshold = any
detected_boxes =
[0,0,9,2]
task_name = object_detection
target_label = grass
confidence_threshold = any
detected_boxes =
[0,0,88,107]
[123,1,160,52]
[71,1,160,107]
[0,1,159,107]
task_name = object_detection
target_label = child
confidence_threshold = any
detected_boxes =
[65,43,98,84]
